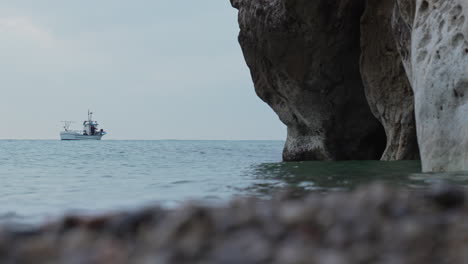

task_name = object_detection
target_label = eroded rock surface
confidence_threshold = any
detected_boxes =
[232,0,468,171]
[408,0,468,172]
[392,0,416,78]
[231,0,387,161]
[1,184,468,263]
[361,0,420,160]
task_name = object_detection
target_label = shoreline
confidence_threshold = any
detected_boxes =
[1,183,466,263]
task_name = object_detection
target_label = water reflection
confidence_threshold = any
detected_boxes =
[244,160,468,197]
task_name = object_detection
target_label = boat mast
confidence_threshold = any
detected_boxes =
[88,109,93,122]
[86,109,97,136]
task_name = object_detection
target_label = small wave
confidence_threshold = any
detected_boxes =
[171,180,193,184]
[203,195,221,200]
[0,211,23,220]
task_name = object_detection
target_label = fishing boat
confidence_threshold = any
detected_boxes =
[60,110,107,140]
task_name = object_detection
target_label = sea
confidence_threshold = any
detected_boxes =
[0,140,465,224]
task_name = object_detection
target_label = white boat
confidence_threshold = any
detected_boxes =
[60,110,107,140]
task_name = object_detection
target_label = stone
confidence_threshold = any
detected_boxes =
[2,184,468,263]
[360,0,420,160]
[233,0,468,171]
[231,0,387,161]
[408,0,468,172]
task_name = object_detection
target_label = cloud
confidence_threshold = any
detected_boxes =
[0,16,55,48]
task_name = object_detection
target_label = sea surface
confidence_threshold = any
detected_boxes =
[0,140,465,223]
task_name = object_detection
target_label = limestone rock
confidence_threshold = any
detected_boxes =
[360,0,420,160]
[231,0,387,161]
[232,0,468,171]
[392,0,416,78]
[397,0,468,171]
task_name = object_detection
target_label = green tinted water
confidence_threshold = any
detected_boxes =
[245,160,468,197]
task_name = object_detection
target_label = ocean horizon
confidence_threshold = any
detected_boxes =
[1,140,465,225]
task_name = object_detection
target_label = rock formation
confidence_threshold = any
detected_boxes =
[361,0,419,160]
[232,0,468,171]
[399,0,468,172]
[1,184,468,263]
[231,0,387,161]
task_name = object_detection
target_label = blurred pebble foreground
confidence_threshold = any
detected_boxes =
[0,183,466,264]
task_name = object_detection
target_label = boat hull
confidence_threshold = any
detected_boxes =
[60,132,104,140]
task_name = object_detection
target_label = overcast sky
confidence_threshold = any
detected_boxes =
[0,0,286,140]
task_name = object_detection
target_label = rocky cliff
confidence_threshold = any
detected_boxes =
[231,0,468,172]
[397,0,468,172]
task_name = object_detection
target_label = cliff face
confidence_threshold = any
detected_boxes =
[400,0,468,172]
[232,0,387,161]
[232,0,468,172]
[360,0,420,160]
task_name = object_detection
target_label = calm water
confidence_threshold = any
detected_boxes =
[0,140,465,223]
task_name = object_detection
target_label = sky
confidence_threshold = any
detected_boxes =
[0,0,286,140]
